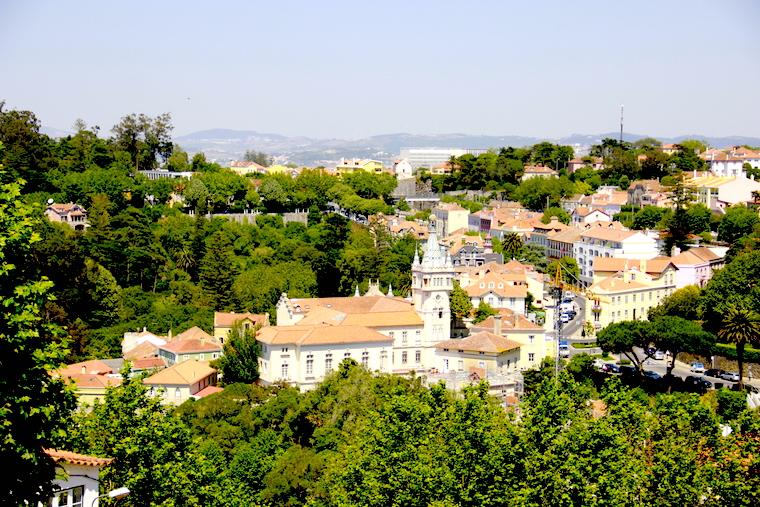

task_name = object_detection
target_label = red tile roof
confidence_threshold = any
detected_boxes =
[194,385,224,398]
[45,449,113,467]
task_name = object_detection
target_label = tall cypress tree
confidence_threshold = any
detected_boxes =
[199,230,239,310]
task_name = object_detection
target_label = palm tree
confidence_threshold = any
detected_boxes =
[501,232,523,260]
[718,306,760,388]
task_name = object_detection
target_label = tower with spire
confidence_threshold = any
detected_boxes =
[411,223,455,354]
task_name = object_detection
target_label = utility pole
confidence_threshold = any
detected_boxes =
[619,104,624,145]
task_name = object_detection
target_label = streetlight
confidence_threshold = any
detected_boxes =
[91,487,130,506]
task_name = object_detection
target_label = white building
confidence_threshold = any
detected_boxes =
[686,173,760,213]
[393,158,413,178]
[574,225,659,286]
[670,246,727,288]
[399,148,473,169]
[271,229,455,389]
[42,449,112,507]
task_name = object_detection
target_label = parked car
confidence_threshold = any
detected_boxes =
[704,368,724,378]
[685,375,713,392]
[720,371,740,382]
[560,313,570,323]
[642,370,662,380]
[601,363,621,374]
[654,350,665,360]
[619,365,638,377]
[690,362,705,373]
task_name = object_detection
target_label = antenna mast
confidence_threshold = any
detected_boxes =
[619,104,624,144]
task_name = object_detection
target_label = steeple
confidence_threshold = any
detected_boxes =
[387,284,394,297]
[354,285,360,297]
[413,245,420,267]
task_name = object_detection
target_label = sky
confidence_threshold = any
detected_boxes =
[1,0,759,139]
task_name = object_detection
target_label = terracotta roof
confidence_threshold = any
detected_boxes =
[628,179,663,191]
[194,385,223,398]
[593,257,675,275]
[686,175,738,188]
[160,338,221,354]
[124,341,160,360]
[474,308,543,331]
[465,275,528,298]
[572,207,610,218]
[229,160,266,169]
[548,227,584,244]
[580,227,638,242]
[63,373,122,389]
[288,295,415,315]
[131,357,167,370]
[589,276,651,293]
[436,202,468,212]
[256,324,393,346]
[173,326,214,342]
[214,312,268,328]
[143,360,216,386]
[671,247,721,265]
[45,449,113,467]
[58,359,115,376]
[435,331,521,353]
[523,165,557,174]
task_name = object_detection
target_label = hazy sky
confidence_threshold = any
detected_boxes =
[2,0,759,139]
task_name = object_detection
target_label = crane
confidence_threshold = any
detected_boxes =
[550,261,601,376]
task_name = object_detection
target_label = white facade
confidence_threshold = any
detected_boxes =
[258,340,394,390]
[707,159,745,177]
[393,159,413,178]
[574,230,659,286]
[399,148,471,169]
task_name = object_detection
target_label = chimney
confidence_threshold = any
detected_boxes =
[143,326,147,332]
[493,314,503,336]
[671,246,681,257]
[81,365,86,374]
[168,329,173,341]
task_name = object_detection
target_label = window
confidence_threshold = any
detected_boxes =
[380,350,387,368]
[528,353,535,362]
[389,331,395,339]
[200,353,205,360]
[402,331,408,344]
[444,359,449,370]
[212,352,218,359]
[361,351,369,367]
[488,282,494,289]
[306,354,314,375]
[281,347,289,353]
[325,354,333,372]
[402,351,408,364]
[632,294,636,302]
[54,487,84,507]
[281,363,289,379]
[510,297,515,305]
[458,359,464,371]
[529,335,535,344]
[479,361,485,368]
[415,329,421,344]
[415,350,421,363]
[175,387,181,399]
[344,352,351,358]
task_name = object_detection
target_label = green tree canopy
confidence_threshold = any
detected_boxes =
[717,204,759,244]
[213,322,261,384]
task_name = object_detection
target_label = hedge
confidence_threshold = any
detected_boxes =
[713,343,760,364]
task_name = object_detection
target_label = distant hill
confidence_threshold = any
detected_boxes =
[43,126,760,166]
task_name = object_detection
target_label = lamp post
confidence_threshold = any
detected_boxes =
[91,487,130,507]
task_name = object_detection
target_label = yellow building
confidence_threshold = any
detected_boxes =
[434,330,521,375]
[473,309,554,369]
[144,359,218,405]
[213,311,270,343]
[56,359,123,406]
[335,158,384,175]
[587,261,677,329]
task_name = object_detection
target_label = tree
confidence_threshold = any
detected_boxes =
[213,322,260,384]
[647,285,702,321]
[650,316,715,379]
[717,306,760,388]
[244,150,272,167]
[596,320,654,373]
[501,232,523,260]
[450,281,473,324]
[699,251,760,333]
[111,113,173,171]
[632,205,669,230]
[662,173,697,252]
[0,173,76,502]
[718,205,759,244]
[199,231,240,310]
[0,104,56,192]
[547,257,580,285]
[541,206,571,225]
[258,178,289,212]
[473,301,497,323]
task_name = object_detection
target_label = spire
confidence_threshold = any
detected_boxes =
[387,284,394,297]
[413,244,420,266]
[354,285,360,297]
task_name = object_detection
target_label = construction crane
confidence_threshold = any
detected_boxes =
[550,262,601,376]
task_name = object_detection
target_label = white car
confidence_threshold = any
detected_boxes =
[690,362,705,373]
[654,350,665,360]
[720,371,740,382]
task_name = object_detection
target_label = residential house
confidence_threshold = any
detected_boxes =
[472,309,553,368]
[451,243,503,267]
[158,326,221,365]
[42,450,112,507]
[547,227,583,260]
[433,202,470,237]
[567,157,604,173]
[393,159,413,178]
[574,224,659,286]
[256,324,394,389]
[389,218,429,240]
[521,165,558,181]
[56,359,124,406]
[335,158,384,175]
[228,160,266,175]
[44,203,88,231]
[700,146,760,177]
[627,180,665,207]
[456,259,545,308]
[462,272,528,314]
[527,218,568,256]
[570,207,611,225]
[670,246,727,288]
[686,172,760,213]
[213,311,270,343]
[122,327,167,355]
[661,143,680,155]
[144,359,218,405]
[586,264,677,329]
[434,330,521,375]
